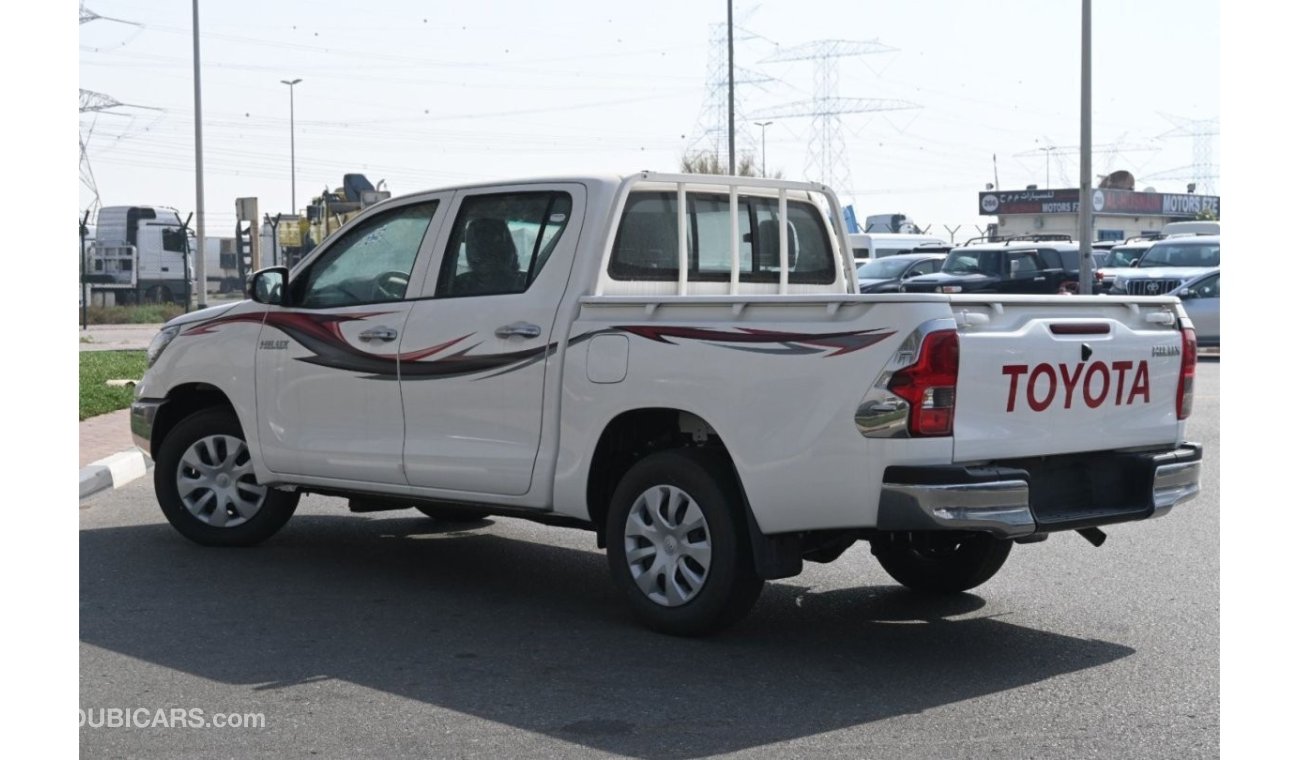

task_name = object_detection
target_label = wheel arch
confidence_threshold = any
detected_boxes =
[585,407,745,543]
[150,382,238,459]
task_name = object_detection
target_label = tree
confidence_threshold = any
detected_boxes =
[679,151,779,178]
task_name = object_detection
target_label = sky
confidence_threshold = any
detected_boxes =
[78,0,1219,240]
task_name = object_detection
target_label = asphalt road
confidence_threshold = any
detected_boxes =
[79,360,1219,759]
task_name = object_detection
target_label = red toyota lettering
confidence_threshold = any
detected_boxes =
[1058,362,1084,409]
[1027,363,1057,412]
[1111,360,1133,405]
[1126,360,1150,405]
[1002,364,1029,411]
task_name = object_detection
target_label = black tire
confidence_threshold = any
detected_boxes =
[872,531,1012,593]
[154,407,299,547]
[605,449,764,636]
[145,285,173,304]
[413,505,491,522]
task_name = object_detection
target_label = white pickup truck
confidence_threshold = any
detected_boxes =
[131,172,1202,635]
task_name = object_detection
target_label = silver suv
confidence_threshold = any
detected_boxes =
[1111,234,1219,296]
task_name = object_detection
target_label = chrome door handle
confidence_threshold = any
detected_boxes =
[495,321,542,339]
[359,327,398,342]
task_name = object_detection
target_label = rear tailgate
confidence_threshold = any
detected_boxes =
[951,295,1187,462]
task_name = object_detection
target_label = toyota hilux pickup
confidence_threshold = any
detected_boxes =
[131,172,1202,636]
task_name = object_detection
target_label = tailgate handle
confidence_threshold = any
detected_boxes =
[1050,323,1111,335]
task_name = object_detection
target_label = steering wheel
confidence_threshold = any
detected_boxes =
[371,270,410,301]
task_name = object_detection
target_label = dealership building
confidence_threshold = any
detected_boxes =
[977,187,1221,241]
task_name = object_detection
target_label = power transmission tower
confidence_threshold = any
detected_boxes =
[686,17,774,169]
[80,1,145,214]
[80,1,141,27]
[753,39,918,194]
[79,89,161,215]
[1156,113,1219,194]
[77,89,125,215]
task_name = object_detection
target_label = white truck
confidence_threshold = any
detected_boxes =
[130,173,1202,636]
[86,205,195,305]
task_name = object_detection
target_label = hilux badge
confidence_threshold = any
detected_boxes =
[1152,344,1180,357]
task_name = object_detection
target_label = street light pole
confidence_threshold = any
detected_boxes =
[727,0,735,175]
[192,0,207,309]
[754,121,773,177]
[281,78,302,213]
[1079,0,1094,294]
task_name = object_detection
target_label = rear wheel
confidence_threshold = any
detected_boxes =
[605,449,764,636]
[872,531,1012,593]
[154,408,299,546]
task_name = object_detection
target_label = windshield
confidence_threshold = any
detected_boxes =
[857,258,912,279]
[1139,242,1219,268]
[1104,246,1146,268]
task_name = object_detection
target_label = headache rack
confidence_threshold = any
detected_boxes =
[594,172,855,296]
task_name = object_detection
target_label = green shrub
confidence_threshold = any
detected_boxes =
[82,304,186,325]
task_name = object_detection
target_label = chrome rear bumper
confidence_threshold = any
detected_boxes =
[878,444,1202,539]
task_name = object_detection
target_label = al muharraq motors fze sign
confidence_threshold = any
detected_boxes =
[978,189,1221,218]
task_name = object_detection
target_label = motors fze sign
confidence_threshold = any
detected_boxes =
[979,189,1220,218]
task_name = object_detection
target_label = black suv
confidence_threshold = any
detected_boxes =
[900,239,1080,295]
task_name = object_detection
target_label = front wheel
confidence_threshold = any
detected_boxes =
[872,531,1012,593]
[154,408,299,546]
[605,449,764,636]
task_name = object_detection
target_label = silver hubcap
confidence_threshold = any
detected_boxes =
[176,434,267,528]
[623,485,712,607]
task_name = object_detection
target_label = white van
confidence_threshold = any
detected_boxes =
[847,232,948,264]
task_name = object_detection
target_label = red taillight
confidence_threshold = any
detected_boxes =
[888,329,959,436]
[1177,326,1197,420]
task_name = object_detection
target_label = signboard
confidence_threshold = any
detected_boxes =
[842,204,859,234]
[979,188,1220,218]
[236,197,259,222]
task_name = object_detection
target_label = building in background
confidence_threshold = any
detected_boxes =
[978,186,1220,241]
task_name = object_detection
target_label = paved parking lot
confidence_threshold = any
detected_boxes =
[79,361,1219,758]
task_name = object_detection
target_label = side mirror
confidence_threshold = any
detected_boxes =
[1129,260,1141,267]
[1176,288,1192,298]
[248,267,288,305]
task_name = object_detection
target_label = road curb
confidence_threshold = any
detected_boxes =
[80,448,152,500]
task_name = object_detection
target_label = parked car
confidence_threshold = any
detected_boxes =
[855,251,947,293]
[901,239,1080,295]
[1174,268,1219,348]
[1094,240,1153,293]
[1111,235,1219,296]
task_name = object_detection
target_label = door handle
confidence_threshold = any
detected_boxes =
[359,327,398,342]
[495,321,542,339]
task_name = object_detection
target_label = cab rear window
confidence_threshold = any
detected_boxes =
[609,191,835,283]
